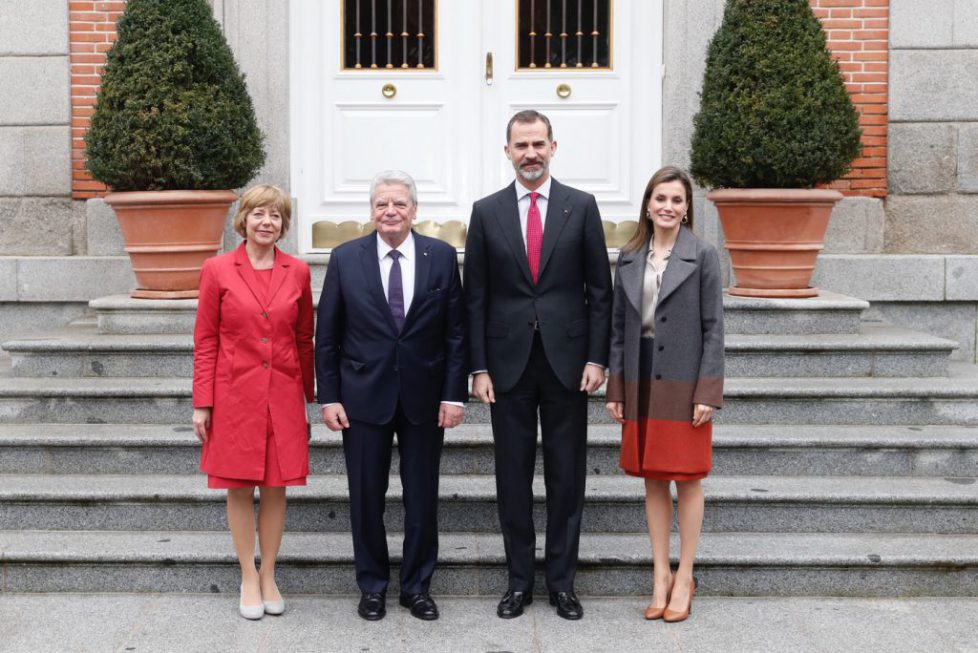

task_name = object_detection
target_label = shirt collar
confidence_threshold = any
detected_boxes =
[377,230,415,261]
[514,176,552,202]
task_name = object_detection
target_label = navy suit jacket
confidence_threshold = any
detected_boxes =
[315,231,467,426]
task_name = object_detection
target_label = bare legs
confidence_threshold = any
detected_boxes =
[643,479,704,612]
[226,486,288,606]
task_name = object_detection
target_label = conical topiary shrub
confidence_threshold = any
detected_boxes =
[85,0,265,191]
[687,0,864,298]
[690,0,862,189]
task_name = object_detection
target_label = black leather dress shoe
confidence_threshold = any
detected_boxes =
[549,591,583,620]
[399,592,439,620]
[357,592,386,621]
[497,589,533,619]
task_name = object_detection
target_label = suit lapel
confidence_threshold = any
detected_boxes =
[359,233,399,334]
[403,232,431,328]
[618,241,648,316]
[232,243,269,311]
[656,227,697,307]
[266,249,291,306]
[493,183,534,286]
[537,178,571,280]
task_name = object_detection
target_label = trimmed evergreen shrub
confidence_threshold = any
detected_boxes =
[85,0,265,191]
[690,0,862,189]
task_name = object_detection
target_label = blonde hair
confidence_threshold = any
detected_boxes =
[232,184,292,239]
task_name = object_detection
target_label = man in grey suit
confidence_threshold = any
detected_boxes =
[464,110,612,620]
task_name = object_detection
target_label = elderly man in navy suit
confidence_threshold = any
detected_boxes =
[465,110,612,620]
[316,170,467,622]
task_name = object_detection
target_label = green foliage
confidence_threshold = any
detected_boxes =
[690,0,862,189]
[85,0,265,191]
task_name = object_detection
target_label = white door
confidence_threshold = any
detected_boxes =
[290,0,662,252]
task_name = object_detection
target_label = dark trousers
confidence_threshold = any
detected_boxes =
[342,404,444,595]
[490,333,588,592]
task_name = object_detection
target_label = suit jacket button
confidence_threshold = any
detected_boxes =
[262,361,269,369]
[660,316,667,322]
[262,311,269,319]
[658,345,664,351]
[655,374,662,380]
[261,337,269,343]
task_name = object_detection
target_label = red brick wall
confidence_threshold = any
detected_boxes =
[69,1,123,199]
[69,1,889,199]
[811,0,889,198]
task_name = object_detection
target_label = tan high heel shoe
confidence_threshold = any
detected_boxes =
[662,577,695,623]
[644,574,673,620]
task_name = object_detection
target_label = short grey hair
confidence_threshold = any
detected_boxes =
[369,170,418,206]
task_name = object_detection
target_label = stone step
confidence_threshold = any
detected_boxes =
[2,473,975,534]
[1,529,974,597]
[88,290,870,337]
[1,424,975,478]
[3,366,978,425]
[3,322,956,379]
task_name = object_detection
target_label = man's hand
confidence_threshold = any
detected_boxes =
[692,404,714,428]
[322,403,350,432]
[192,408,211,443]
[473,372,495,404]
[605,401,624,424]
[580,363,606,393]
[438,403,465,429]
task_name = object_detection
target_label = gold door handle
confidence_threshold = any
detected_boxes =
[556,83,571,99]
[485,51,493,86]
[382,83,397,99]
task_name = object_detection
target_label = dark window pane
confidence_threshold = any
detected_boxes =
[343,0,436,70]
[517,0,611,70]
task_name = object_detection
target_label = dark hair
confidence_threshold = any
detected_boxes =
[623,166,695,253]
[506,109,554,143]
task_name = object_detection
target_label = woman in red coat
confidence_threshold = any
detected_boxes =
[192,184,315,620]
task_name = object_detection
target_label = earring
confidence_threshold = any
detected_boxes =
[645,211,651,218]
[681,214,689,224]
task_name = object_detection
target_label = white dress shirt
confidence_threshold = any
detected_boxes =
[514,176,552,250]
[377,231,416,314]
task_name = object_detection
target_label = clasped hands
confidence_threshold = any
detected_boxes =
[321,402,465,431]
[472,364,606,404]
[605,401,713,427]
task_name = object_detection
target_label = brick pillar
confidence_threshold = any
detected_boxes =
[811,0,889,198]
[69,1,124,199]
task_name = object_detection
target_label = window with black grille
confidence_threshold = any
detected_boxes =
[518,0,612,70]
[342,0,437,70]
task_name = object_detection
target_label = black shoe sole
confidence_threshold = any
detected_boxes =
[357,609,385,621]
[497,595,533,619]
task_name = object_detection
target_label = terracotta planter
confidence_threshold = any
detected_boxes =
[105,190,237,299]
[708,188,843,299]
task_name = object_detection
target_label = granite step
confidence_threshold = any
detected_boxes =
[3,367,978,425]
[88,290,870,337]
[1,529,975,597]
[2,473,976,534]
[3,322,955,379]
[0,424,975,478]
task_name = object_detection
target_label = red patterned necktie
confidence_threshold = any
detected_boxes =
[526,191,543,283]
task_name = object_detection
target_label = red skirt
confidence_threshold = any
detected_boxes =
[208,411,307,489]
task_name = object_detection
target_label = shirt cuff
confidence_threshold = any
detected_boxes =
[441,401,465,408]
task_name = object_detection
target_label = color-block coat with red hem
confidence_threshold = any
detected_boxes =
[605,226,724,478]
[192,243,315,481]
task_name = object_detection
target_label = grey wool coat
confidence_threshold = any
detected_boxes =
[606,225,725,423]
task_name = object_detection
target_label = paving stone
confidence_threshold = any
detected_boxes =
[84,198,126,256]
[0,126,70,196]
[812,255,946,301]
[946,256,978,300]
[891,0,954,47]
[957,123,978,193]
[822,196,884,254]
[16,257,134,302]
[866,302,978,363]
[891,51,978,121]
[0,198,81,256]
[0,259,17,301]
[884,195,978,255]
[888,123,957,194]
[0,58,69,124]
[0,0,68,55]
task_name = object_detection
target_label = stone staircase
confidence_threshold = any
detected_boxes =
[1,290,977,597]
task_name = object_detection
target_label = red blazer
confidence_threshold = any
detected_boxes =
[193,243,315,481]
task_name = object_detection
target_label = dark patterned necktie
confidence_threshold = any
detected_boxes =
[526,191,543,283]
[388,250,405,330]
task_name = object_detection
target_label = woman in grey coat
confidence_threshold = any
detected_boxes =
[605,166,724,623]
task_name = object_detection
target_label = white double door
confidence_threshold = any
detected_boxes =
[291,0,662,252]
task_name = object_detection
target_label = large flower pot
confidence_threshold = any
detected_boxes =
[104,190,237,299]
[708,188,843,298]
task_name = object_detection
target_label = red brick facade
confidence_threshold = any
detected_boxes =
[68,1,123,199]
[811,0,889,197]
[69,1,889,199]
